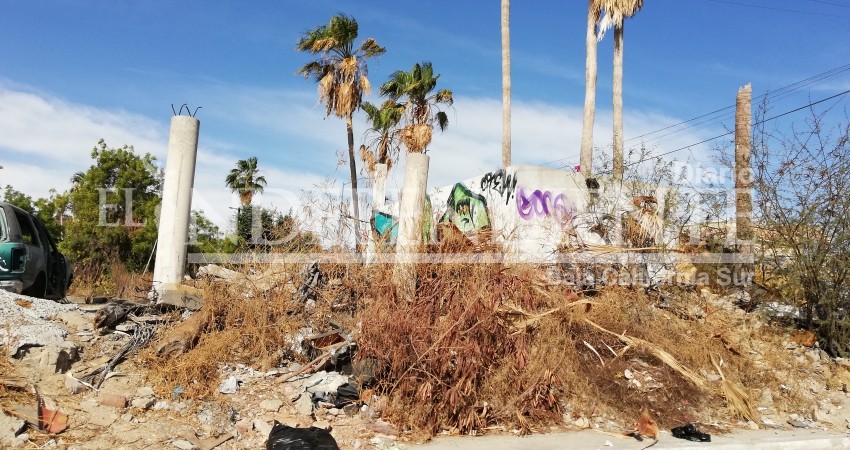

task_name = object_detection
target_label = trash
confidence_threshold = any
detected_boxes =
[787,419,812,428]
[293,262,324,303]
[8,395,69,434]
[671,423,711,442]
[266,420,340,450]
[172,386,185,400]
[218,375,239,394]
[332,382,360,407]
[624,408,658,444]
[94,300,147,329]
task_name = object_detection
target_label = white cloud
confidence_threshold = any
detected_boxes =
[0,80,728,237]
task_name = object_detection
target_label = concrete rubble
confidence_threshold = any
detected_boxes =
[5,272,850,449]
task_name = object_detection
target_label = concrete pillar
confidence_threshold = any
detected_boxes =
[372,163,388,211]
[735,84,753,255]
[153,116,200,304]
[395,153,429,298]
[396,154,429,257]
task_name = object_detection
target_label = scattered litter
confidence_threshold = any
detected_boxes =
[787,419,813,428]
[218,375,239,394]
[671,423,711,442]
[266,420,340,450]
[172,386,185,400]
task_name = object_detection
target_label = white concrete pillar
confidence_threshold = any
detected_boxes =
[372,163,388,212]
[396,154,429,258]
[153,116,200,299]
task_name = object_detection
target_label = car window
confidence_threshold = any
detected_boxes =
[0,207,6,241]
[13,209,39,246]
[33,217,54,254]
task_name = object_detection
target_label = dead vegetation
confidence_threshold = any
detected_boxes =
[129,237,818,441]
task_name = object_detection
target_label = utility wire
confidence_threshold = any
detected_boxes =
[617,88,850,169]
[539,62,850,169]
[706,0,850,18]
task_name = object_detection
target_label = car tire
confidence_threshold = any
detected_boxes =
[23,273,46,298]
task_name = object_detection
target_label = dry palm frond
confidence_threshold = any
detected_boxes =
[318,72,334,98]
[359,74,372,95]
[335,84,356,118]
[584,318,706,388]
[598,0,644,37]
[360,145,376,173]
[339,56,358,78]
[711,354,759,423]
[402,124,432,153]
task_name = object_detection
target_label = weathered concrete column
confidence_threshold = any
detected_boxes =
[395,153,429,298]
[372,163,388,211]
[397,154,429,256]
[735,84,753,255]
[153,115,200,307]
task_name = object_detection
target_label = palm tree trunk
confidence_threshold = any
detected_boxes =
[612,23,624,181]
[346,115,362,250]
[580,1,599,178]
[501,0,511,168]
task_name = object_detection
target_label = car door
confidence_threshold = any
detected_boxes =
[11,208,43,290]
[33,216,67,299]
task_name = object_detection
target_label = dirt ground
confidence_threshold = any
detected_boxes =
[4,284,850,449]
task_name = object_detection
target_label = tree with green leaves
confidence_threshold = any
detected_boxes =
[359,100,404,173]
[225,156,267,206]
[296,13,386,250]
[380,62,453,153]
[2,186,68,241]
[61,139,162,272]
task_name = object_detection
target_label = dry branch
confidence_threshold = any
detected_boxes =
[584,318,707,389]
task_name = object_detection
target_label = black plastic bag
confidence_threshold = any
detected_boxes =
[266,421,340,450]
[671,423,711,442]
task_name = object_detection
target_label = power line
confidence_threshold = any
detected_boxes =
[539,62,850,169]
[619,88,850,169]
[801,0,850,9]
[706,0,850,18]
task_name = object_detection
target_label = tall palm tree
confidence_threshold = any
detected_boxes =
[579,0,604,178]
[380,62,453,153]
[359,100,404,173]
[296,14,386,250]
[501,0,511,168]
[599,0,644,180]
[225,157,267,206]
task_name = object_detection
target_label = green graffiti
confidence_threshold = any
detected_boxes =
[423,195,433,242]
[439,183,490,233]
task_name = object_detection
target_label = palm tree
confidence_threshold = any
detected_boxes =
[225,157,267,206]
[599,0,644,180]
[296,14,386,250]
[579,0,604,178]
[501,0,511,168]
[359,100,404,173]
[380,62,453,153]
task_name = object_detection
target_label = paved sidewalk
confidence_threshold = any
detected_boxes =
[413,429,850,449]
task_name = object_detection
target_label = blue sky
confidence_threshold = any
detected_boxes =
[1,0,849,229]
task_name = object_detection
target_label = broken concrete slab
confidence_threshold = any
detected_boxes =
[157,284,204,311]
[0,290,79,356]
[0,410,26,446]
[197,264,239,280]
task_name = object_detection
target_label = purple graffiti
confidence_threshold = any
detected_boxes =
[516,186,574,227]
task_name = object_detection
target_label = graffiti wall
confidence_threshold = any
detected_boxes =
[425,164,587,259]
[370,164,671,260]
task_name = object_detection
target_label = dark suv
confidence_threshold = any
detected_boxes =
[0,202,73,299]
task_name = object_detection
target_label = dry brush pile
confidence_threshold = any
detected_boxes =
[137,244,815,439]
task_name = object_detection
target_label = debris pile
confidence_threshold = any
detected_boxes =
[3,258,850,449]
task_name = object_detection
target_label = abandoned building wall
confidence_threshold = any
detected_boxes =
[369,164,674,261]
